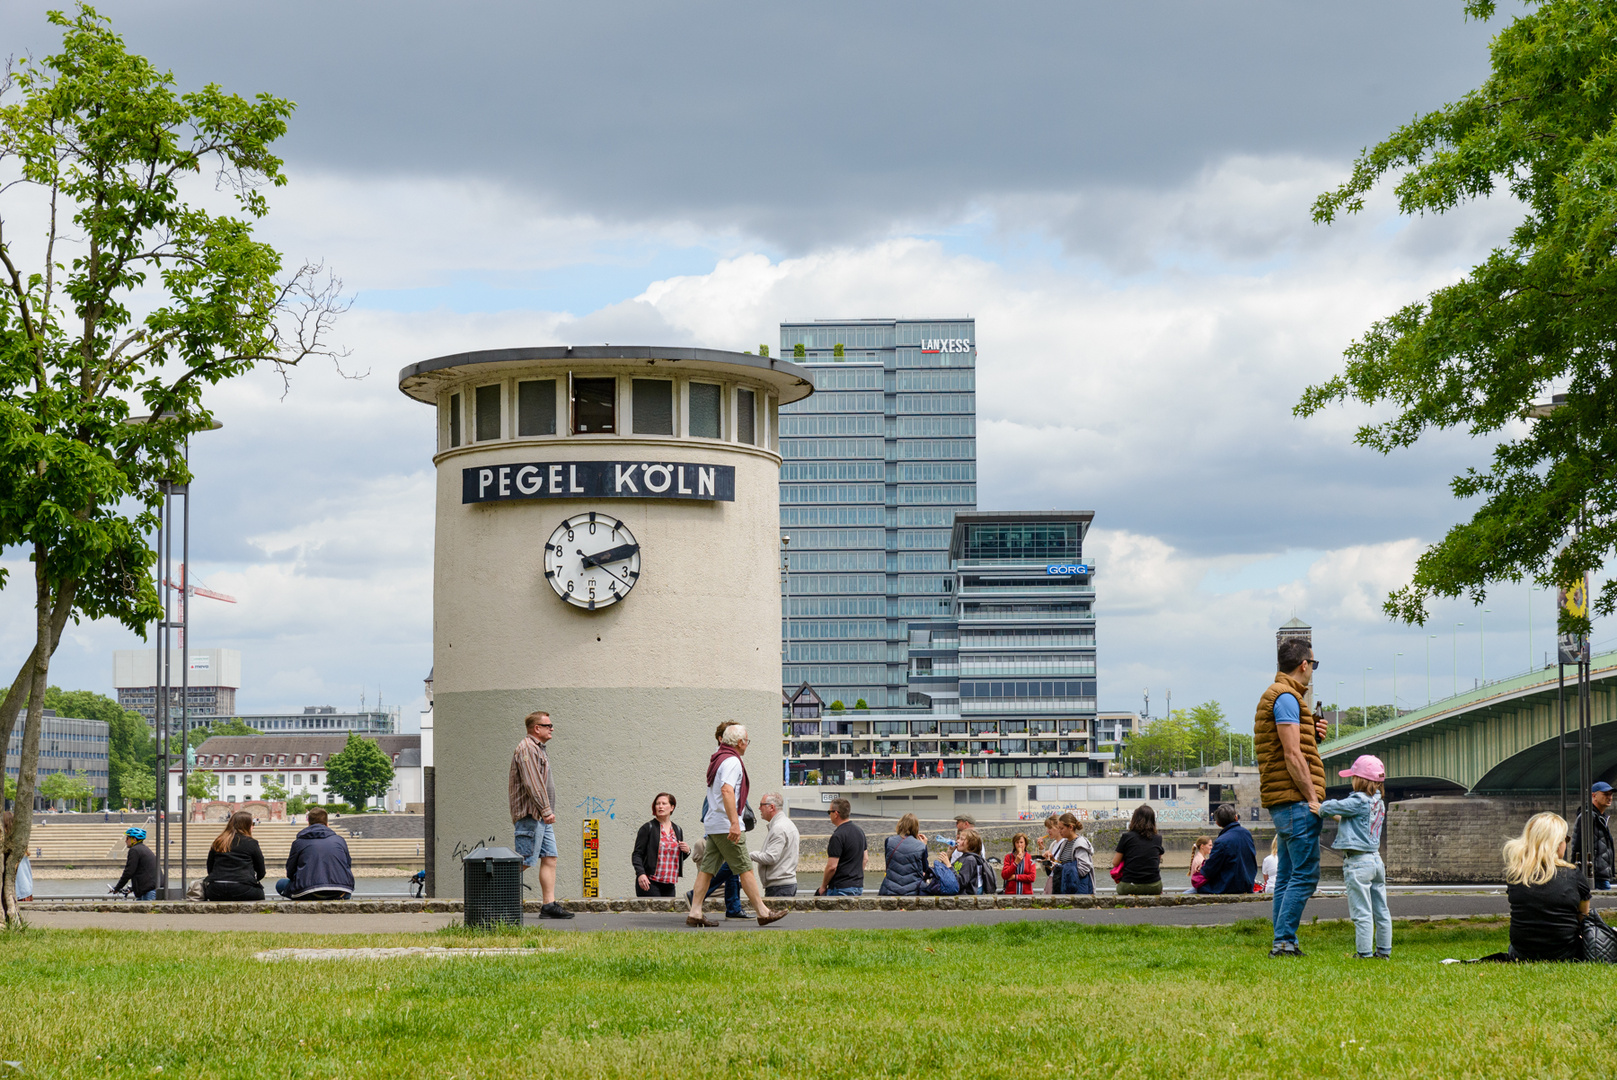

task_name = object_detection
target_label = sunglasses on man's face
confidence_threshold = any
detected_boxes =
[1307,660,1321,670]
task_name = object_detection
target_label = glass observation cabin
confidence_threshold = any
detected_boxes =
[396,345,815,453]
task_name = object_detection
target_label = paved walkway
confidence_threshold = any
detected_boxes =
[30,891,1603,934]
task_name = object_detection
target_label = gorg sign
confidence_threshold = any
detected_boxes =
[1045,563,1090,576]
[462,460,736,504]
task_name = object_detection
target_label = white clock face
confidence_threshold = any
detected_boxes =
[543,513,641,610]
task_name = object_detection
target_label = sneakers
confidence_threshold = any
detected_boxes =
[538,902,575,920]
[724,910,752,919]
[1269,942,1305,958]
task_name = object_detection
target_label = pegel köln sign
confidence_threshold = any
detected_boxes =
[464,460,735,504]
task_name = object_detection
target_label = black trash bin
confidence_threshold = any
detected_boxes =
[462,845,524,927]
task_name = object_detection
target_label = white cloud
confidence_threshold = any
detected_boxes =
[2,151,1582,734]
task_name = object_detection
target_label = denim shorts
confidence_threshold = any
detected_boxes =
[514,817,558,867]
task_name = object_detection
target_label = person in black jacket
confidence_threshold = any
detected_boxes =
[1570,782,1616,890]
[112,827,159,900]
[631,792,690,896]
[1194,803,1258,895]
[204,811,266,901]
[275,808,354,900]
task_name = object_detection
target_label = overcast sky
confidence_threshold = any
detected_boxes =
[2,1,1593,733]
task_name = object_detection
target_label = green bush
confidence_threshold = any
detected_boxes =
[854,698,869,710]
[829,700,845,711]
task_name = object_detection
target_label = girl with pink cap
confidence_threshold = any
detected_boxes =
[1317,754,1391,959]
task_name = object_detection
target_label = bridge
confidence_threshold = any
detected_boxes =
[1317,650,1617,798]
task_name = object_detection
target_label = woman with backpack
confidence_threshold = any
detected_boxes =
[879,813,930,896]
[1112,804,1166,895]
[1050,812,1095,894]
[1001,833,1037,895]
[953,830,996,896]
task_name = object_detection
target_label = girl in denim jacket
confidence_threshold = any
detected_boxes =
[1318,754,1390,959]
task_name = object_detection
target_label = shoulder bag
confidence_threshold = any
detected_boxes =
[1581,909,1617,963]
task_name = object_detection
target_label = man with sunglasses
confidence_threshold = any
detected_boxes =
[510,709,573,919]
[1254,638,1329,957]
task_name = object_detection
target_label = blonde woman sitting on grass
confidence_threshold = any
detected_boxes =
[1486,812,1590,962]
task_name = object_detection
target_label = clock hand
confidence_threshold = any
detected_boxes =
[576,549,634,589]
[579,542,639,569]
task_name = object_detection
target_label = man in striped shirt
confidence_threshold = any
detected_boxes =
[510,709,573,919]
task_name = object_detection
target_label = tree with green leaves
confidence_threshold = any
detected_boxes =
[0,5,343,925]
[38,770,92,810]
[119,769,155,809]
[185,769,217,803]
[1300,0,1617,631]
[324,735,394,811]
[260,776,288,802]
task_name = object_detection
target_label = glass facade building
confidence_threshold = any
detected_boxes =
[782,511,1103,788]
[777,318,977,708]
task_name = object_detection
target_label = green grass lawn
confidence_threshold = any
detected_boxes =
[2,917,1608,1078]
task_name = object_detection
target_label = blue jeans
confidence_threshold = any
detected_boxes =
[136,890,156,901]
[706,863,744,915]
[1341,852,1392,956]
[825,886,862,896]
[1270,800,1322,945]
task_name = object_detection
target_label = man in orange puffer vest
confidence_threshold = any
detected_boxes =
[1254,637,1329,957]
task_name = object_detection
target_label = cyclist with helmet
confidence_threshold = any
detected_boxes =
[113,828,159,900]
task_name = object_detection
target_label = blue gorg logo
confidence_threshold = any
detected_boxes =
[1046,564,1089,576]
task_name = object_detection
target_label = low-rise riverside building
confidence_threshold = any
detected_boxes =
[168,734,421,813]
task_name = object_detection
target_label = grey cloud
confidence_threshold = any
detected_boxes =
[1,0,1497,250]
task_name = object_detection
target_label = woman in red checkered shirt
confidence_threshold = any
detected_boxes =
[632,792,692,896]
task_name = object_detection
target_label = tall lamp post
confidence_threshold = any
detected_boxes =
[134,412,220,900]
[1527,392,1593,879]
[1393,653,1402,716]
[1427,634,1437,704]
[1362,667,1371,733]
[1453,623,1464,696]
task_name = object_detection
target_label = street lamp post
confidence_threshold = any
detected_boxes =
[1427,634,1437,704]
[1454,623,1464,696]
[1529,393,1594,878]
[1394,653,1403,715]
[130,413,218,900]
[1362,667,1371,733]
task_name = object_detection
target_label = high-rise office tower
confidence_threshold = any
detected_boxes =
[777,318,977,708]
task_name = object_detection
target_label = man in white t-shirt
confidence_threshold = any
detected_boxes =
[684,724,790,928]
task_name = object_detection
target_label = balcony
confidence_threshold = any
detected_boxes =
[959,663,1096,677]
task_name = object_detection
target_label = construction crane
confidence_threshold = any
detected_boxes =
[162,564,236,647]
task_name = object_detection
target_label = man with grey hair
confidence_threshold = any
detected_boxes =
[749,792,801,897]
[684,724,789,928]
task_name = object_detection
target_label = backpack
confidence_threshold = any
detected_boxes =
[958,852,995,896]
[926,859,960,896]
